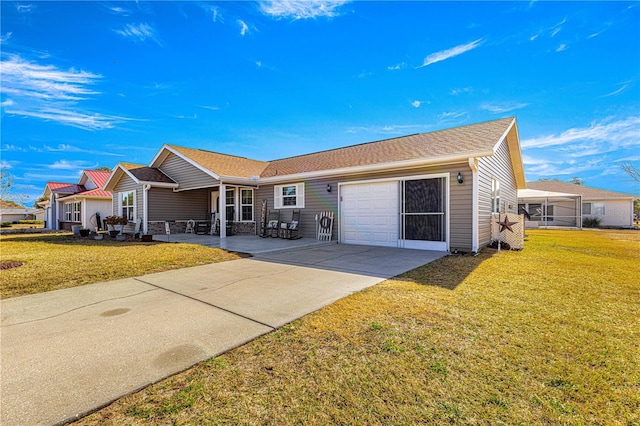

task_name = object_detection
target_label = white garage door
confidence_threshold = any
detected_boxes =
[340,181,399,247]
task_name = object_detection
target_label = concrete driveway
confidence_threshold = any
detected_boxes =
[0,244,445,426]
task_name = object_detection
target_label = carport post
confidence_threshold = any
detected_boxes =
[219,183,226,239]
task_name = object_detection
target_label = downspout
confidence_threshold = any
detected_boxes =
[143,184,151,235]
[469,158,479,253]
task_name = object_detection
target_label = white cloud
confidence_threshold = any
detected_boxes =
[16,3,34,13]
[44,144,125,156]
[0,53,132,131]
[2,144,26,152]
[451,87,472,96]
[200,105,220,111]
[601,81,630,97]
[238,20,249,36]
[411,100,421,108]
[114,23,163,47]
[480,102,528,114]
[556,43,567,52]
[419,39,483,68]
[0,32,12,43]
[346,123,434,135]
[439,111,466,119]
[387,62,406,70]
[521,117,640,149]
[48,160,93,170]
[259,0,349,20]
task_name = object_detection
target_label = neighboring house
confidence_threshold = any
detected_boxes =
[38,170,113,230]
[105,117,526,252]
[0,199,38,223]
[521,181,635,228]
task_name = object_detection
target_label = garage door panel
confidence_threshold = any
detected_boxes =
[341,181,398,247]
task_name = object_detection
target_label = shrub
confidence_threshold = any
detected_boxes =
[18,220,44,225]
[582,216,602,228]
[1,222,11,228]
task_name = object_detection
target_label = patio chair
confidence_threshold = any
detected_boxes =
[185,219,195,234]
[282,209,301,240]
[265,210,280,238]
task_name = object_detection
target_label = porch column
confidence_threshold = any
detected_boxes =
[219,183,226,239]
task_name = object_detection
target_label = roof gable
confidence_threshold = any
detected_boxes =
[80,170,111,190]
[526,181,635,199]
[103,163,178,192]
[152,145,269,180]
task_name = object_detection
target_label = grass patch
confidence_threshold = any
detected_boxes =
[0,233,242,298]
[77,229,640,425]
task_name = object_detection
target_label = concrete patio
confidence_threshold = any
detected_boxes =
[151,233,336,255]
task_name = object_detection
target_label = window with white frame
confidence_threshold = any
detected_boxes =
[583,202,605,216]
[121,191,135,221]
[274,183,305,209]
[64,203,73,221]
[240,189,253,221]
[72,201,81,222]
[225,189,235,221]
[491,178,500,213]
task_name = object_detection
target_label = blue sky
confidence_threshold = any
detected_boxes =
[1,0,639,203]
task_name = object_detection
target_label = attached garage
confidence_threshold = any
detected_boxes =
[339,174,449,251]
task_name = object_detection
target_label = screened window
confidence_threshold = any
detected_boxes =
[121,191,135,221]
[240,189,253,221]
[491,178,501,213]
[274,183,305,209]
[530,204,554,221]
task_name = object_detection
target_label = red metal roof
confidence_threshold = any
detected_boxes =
[46,182,85,193]
[84,170,111,189]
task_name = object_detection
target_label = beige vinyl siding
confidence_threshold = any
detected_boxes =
[159,152,219,191]
[477,138,518,247]
[148,188,210,221]
[111,174,142,221]
[257,163,473,249]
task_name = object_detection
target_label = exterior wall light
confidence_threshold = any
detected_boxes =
[327,184,332,192]
[457,172,464,184]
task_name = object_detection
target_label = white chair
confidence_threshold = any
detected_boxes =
[185,219,195,234]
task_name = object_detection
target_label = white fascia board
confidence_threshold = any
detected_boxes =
[258,152,492,184]
[218,176,261,187]
[491,117,516,153]
[141,181,179,189]
[151,145,221,181]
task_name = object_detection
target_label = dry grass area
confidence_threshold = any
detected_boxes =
[77,229,639,425]
[0,233,242,298]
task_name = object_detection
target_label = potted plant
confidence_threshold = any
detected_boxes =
[105,215,128,237]
[79,228,90,237]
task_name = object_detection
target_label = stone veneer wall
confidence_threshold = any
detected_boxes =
[147,220,256,235]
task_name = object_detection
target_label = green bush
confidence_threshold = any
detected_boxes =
[582,216,602,228]
[18,220,44,225]
[1,222,12,228]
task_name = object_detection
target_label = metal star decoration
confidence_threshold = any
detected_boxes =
[499,216,517,233]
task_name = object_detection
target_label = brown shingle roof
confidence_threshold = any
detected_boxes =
[527,181,635,199]
[260,117,515,178]
[129,167,176,184]
[168,145,269,179]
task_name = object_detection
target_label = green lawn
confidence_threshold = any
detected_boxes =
[77,229,640,425]
[0,233,242,298]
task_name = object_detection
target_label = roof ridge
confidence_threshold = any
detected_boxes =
[268,117,515,163]
[168,144,267,163]
[268,133,421,162]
